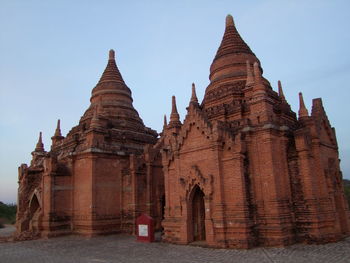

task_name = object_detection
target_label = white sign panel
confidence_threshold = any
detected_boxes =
[138,224,148,237]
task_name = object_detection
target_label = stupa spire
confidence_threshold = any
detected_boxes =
[35,132,45,152]
[169,96,181,127]
[54,119,62,137]
[109,49,115,60]
[214,14,254,61]
[163,114,167,127]
[88,49,144,129]
[278,80,286,101]
[253,62,265,92]
[298,92,309,118]
[97,49,124,84]
[171,96,179,120]
[190,83,198,104]
[226,14,234,26]
[204,15,261,109]
[51,119,64,146]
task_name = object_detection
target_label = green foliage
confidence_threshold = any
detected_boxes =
[343,179,350,187]
[0,202,17,225]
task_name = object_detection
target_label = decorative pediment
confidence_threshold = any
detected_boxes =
[178,165,213,199]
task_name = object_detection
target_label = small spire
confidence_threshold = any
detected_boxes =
[35,132,45,152]
[171,96,179,115]
[226,14,234,27]
[253,62,265,91]
[109,49,115,60]
[163,114,167,127]
[246,60,254,86]
[51,119,64,146]
[169,96,181,127]
[54,119,62,137]
[278,80,286,101]
[298,92,309,118]
[190,83,198,103]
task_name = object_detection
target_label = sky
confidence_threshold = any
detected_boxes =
[1,0,350,203]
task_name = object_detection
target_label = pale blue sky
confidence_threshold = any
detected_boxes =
[1,0,350,203]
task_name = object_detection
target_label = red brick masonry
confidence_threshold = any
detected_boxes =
[16,15,350,248]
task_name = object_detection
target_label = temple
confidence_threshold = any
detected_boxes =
[16,15,350,248]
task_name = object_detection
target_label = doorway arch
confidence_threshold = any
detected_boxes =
[28,194,40,232]
[190,185,206,241]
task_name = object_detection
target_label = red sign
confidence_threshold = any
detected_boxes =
[136,213,155,242]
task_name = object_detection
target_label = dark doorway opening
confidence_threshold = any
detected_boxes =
[191,186,206,241]
[29,194,40,232]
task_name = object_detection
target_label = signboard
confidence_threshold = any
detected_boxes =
[138,224,148,237]
[136,214,154,242]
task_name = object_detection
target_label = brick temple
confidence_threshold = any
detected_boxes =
[16,15,350,248]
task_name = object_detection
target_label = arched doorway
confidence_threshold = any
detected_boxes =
[29,194,40,232]
[191,186,206,241]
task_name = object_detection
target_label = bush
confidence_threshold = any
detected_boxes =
[0,202,17,225]
[344,185,350,208]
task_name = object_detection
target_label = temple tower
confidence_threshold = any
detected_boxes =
[16,15,349,248]
[17,50,160,237]
[160,14,349,248]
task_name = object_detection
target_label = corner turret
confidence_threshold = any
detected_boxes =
[51,119,64,146]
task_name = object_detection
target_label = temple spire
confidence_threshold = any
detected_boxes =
[246,60,254,86]
[226,14,234,27]
[54,119,62,137]
[204,15,260,107]
[51,119,64,147]
[171,96,179,120]
[190,83,198,104]
[298,92,309,118]
[169,96,181,127]
[35,132,45,152]
[96,49,124,85]
[214,14,254,61]
[163,114,167,127]
[278,80,286,101]
[109,49,115,60]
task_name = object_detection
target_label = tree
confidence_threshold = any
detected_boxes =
[0,202,17,227]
